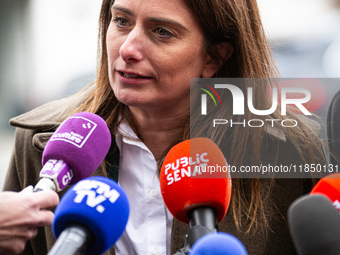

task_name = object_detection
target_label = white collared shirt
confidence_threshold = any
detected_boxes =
[114,120,173,255]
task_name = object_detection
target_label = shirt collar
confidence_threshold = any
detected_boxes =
[115,118,151,155]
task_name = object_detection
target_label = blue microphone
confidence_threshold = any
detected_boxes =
[48,176,130,255]
[189,232,248,255]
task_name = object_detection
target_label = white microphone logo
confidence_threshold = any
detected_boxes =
[82,123,92,129]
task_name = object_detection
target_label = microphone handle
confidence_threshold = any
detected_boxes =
[173,248,189,255]
[173,207,218,254]
[34,178,57,192]
[47,224,92,255]
[187,206,218,246]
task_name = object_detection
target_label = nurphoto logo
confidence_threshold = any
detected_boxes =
[194,78,314,128]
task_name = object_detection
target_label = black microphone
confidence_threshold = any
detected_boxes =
[288,194,340,255]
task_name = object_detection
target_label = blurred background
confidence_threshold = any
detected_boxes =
[1,0,340,190]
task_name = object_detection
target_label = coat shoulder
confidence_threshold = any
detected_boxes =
[9,90,90,130]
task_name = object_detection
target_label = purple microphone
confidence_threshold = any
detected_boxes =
[34,112,111,192]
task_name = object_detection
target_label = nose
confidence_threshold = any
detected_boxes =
[119,28,144,63]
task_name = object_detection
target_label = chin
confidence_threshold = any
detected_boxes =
[117,98,142,107]
[117,95,154,108]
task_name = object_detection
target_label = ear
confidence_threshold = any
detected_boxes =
[201,42,234,78]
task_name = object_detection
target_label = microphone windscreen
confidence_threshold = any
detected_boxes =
[189,232,248,255]
[160,138,231,224]
[42,112,111,184]
[288,194,340,255]
[311,173,340,211]
[52,176,129,255]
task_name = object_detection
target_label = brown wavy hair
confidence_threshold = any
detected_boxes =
[73,0,325,234]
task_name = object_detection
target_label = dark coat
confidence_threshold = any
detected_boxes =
[3,93,321,255]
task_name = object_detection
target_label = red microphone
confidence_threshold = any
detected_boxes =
[310,173,340,212]
[160,138,232,252]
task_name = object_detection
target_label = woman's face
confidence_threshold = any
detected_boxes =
[106,0,216,114]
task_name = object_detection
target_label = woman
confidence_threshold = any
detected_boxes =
[4,0,325,254]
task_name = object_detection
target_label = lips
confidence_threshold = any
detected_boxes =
[117,71,151,79]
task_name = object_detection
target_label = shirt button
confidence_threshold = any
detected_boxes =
[150,189,158,197]
[153,248,160,255]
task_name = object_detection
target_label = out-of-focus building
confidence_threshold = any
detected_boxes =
[0,0,101,129]
[258,0,340,77]
[0,0,101,190]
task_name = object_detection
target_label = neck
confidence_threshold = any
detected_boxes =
[129,106,189,161]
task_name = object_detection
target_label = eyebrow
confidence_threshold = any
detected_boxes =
[111,5,134,16]
[111,5,188,31]
[149,17,188,31]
